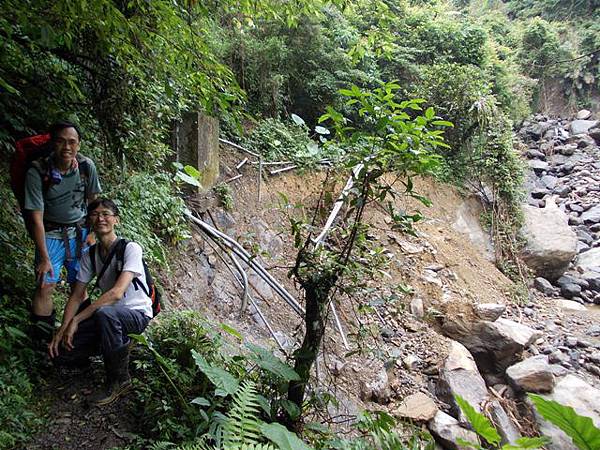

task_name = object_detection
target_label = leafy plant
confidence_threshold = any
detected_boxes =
[529,394,600,450]
[455,394,550,449]
[214,183,235,211]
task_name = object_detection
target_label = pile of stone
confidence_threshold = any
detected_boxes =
[519,110,600,305]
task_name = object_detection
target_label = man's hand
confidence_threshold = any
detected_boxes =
[48,327,66,358]
[36,257,54,286]
[62,319,79,351]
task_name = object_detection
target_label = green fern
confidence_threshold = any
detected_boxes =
[222,380,263,447]
[224,445,277,450]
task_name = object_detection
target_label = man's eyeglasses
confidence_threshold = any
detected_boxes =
[88,212,116,219]
[55,138,79,146]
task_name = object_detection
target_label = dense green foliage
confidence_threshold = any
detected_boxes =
[129,311,310,447]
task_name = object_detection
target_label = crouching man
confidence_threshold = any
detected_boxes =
[49,198,152,406]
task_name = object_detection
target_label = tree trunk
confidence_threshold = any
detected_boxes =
[286,274,336,426]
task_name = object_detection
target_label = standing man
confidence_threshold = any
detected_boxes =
[24,121,101,342]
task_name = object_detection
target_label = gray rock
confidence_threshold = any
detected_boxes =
[581,204,600,224]
[428,411,479,450]
[489,401,521,445]
[474,303,505,321]
[531,188,549,199]
[554,185,572,197]
[410,297,425,319]
[527,122,552,140]
[534,277,555,295]
[556,299,587,311]
[529,159,549,173]
[549,350,569,364]
[589,127,600,145]
[576,109,592,120]
[586,325,600,336]
[506,355,555,393]
[442,317,541,370]
[395,392,438,421]
[559,144,576,156]
[570,119,599,135]
[521,199,578,280]
[526,149,546,159]
[532,375,600,450]
[437,341,488,418]
[360,368,390,404]
[541,175,558,189]
[576,247,600,272]
[576,229,594,245]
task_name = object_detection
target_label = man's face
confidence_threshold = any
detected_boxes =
[53,127,80,166]
[88,206,119,235]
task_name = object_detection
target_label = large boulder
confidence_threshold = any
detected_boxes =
[569,119,598,135]
[442,317,541,371]
[532,375,600,450]
[505,355,555,393]
[437,340,488,418]
[521,199,577,280]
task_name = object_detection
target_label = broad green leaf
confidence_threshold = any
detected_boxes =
[455,437,482,449]
[291,113,305,127]
[425,107,435,120]
[529,394,600,450]
[184,165,202,179]
[432,120,454,127]
[245,343,300,382]
[175,171,201,187]
[192,350,239,396]
[191,397,211,407]
[455,395,501,446]
[260,422,314,450]
[503,436,550,449]
[280,399,301,420]
[220,323,243,341]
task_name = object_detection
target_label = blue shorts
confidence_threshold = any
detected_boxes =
[35,228,89,284]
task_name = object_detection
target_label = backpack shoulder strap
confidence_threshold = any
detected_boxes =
[76,154,91,177]
[89,244,97,274]
[91,239,124,293]
[115,238,130,275]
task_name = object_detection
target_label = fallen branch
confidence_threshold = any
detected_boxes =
[219,138,260,158]
[225,174,243,183]
[269,165,297,176]
[312,164,363,246]
[236,158,249,170]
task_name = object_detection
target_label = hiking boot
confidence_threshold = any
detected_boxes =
[91,346,132,407]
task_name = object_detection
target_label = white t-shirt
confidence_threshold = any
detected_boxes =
[77,240,153,318]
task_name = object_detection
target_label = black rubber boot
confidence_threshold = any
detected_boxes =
[30,310,56,345]
[91,346,132,407]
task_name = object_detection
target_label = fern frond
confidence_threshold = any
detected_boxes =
[223,380,263,447]
[224,445,277,450]
[149,442,177,450]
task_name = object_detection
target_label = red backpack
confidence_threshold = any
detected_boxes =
[9,133,53,210]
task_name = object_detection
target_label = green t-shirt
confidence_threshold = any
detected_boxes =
[24,155,101,238]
